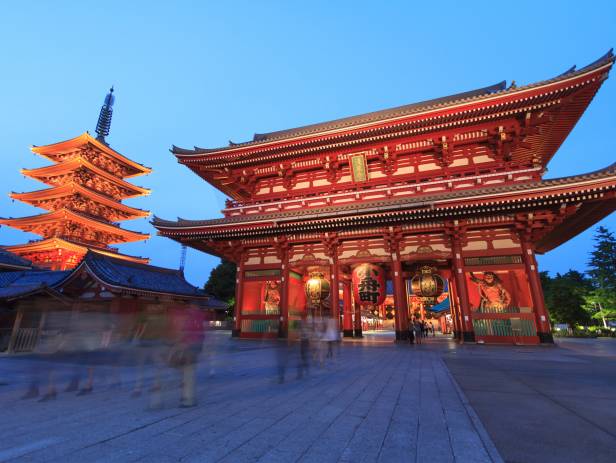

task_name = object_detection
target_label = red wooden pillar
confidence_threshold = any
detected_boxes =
[354,301,363,338]
[393,282,401,334]
[451,237,475,342]
[392,255,409,341]
[342,281,353,337]
[233,258,245,337]
[520,238,553,343]
[330,257,340,329]
[448,276,462,339]
[279,255,290,338]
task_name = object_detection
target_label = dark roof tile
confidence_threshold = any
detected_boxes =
[0,248,33,270]
[83,252,205,297]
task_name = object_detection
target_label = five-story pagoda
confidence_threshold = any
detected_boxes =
[0,88,151,270]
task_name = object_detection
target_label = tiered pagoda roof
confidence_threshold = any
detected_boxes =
[21,157,150,199]
[1,90,151,270]
[3,238,149,265]
[32,132,151,178]
[9,183,150,222]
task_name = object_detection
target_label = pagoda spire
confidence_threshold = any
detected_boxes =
[95,86,115,142]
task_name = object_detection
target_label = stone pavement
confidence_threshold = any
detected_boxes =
[444,337,616,463]
[0,333,501,463]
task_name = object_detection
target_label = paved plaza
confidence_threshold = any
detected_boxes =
[0,333,615,463]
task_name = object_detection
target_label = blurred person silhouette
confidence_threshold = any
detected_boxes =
[312,315,327,367]
[296,317,311,379]
[323,316,339,361]
[38,309,95,400]
[276,334,292,384]
[408,318,415,345]
[168,304,205,407]
[414,318,422,345]
[75,309,114,395]
[21,309,70,401]
[106,307,139,388]
[131,305,168,407]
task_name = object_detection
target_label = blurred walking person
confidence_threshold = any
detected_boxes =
[131,305,168,408]
[324,316,339,361]
[296,317,310,379]
[414,319,422,345]
[168,304,205,407]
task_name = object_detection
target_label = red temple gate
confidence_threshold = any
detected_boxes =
[154,51,616,344]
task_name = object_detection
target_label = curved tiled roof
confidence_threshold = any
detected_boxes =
[0,253,208,301]
[81,252,206,298]
[249,83,508,143]
[0,248,33,270]
[171,50,614,156]
[0,270,71,300]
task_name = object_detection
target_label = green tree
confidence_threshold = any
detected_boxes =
[204,259,237,304]
[584,288,616,328]
[586,226,616,326]
[543,270,592,328]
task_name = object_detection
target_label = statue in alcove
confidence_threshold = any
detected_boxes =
[470,271,511,312]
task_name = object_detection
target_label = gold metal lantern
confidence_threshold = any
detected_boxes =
[305,272,331,306]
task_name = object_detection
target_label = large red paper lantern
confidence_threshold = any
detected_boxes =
[352,263,386,306]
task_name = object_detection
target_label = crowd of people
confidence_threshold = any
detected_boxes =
[16,309,439,409]
[19,305,208,409]
[408,318,436,344]
[277,315,340,383]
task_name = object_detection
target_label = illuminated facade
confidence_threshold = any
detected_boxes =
[154,52,616,344]
[0,89,151,269]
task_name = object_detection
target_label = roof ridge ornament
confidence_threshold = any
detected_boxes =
[95,86,115,143]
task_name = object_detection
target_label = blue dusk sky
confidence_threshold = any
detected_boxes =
[0,1,614,287]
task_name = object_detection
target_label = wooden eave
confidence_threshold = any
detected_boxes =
[21,157,150,198]
[0,209,149,244]
[3,238,149,264]
[534,198,616,253]
[2,285,72,304]
[153,164,616,244]
[10,182,150,220]
[31,132,152,178]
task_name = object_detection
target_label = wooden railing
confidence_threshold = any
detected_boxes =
[11,328,40,353]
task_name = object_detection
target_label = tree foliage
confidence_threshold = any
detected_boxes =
[588,226,616,291]
[204,259,237,303]
[542,270,592,327]
[585,226,616,325]
[541,227,616,328]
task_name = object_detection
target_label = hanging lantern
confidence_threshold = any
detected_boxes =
[352,263,386,306]
[305,272,330,306]
[411,266,444,298]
